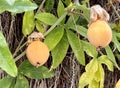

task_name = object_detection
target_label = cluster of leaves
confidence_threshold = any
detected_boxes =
[0,0,120,88]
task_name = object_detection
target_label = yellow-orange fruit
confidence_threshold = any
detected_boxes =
[26,41,49,67]
[87,20,112,48]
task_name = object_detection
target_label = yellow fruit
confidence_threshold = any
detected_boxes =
[87,20,112,48]
[26,41,49,67]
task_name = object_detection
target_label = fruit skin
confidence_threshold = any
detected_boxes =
[26,41,49,67]
[87,20,112,48]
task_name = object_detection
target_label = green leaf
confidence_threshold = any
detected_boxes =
[99,63,104,88]
[22,11,35,36]
[51,33,69,69]
[18,60,54,79]
[44,26,64,50]
[35,20,44,33]
[79,72,89,88]
[0,76,14,88]
[105,46,120,69]
[5,0,15,5]
[0,0,9,13]
[79,59,98,88]
[88,79,99,88]
[81,40,98,58]
[75,5,90,21]
[0,32,17,77]
[35,12,58,25]
[6,1,37,13]
[98,55,113,71]
[45,0,54,12]
[112,32,120,52]
[85,58,98,72]
[66,29,85,65]
[74,25,87,38]
[14,75,29,88]
[57,0,65,17]
[66,15,79,29]
[65,0,71,6]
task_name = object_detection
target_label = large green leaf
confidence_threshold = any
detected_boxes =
[5,0,15,5]
[14,75,29,88]
[22,11,35,36]
[66,29,85,65]
[44,26,64,50]
[0,32,17,77]
[35,12,58,25]
[105,46,120,69]
[0,76,14,88]
[0,0,9,13]
[98,55,113,71]
[51,33,69,70]
[81,40,98,58]
[18,60,54,79]
[7,1,37,13]
[88,79,99,88]
[0,0,37,13]
[79,59,98,88]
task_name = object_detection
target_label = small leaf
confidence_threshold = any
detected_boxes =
[81,40,98,58]
[18,60,54,79]
[105,46,120,69]
[51,33,69,69]
[98,55,113,71]
[66,15,79,29]
[112,32,120,52]
[44,26,64,50]
[0,32,17,77]
[79,72,89,88]
[5,0,15,5]
[0,76,14,88]
[35,12,58,25]
[74,25,87,38]
[35,20,44,33]
[14,75,29,88]
[75,5,90,21]
[57,0,65,17]
[66,29,85,65]
[45,0,54,12]
[22,11,35,36]
[115,79,120,88]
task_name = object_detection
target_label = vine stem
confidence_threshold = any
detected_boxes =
[109,0,120,20]
[44,12,68,36]
[13,36,25,57]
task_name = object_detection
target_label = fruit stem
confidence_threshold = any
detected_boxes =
[109,0,120,20]
[44,12,68,36]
